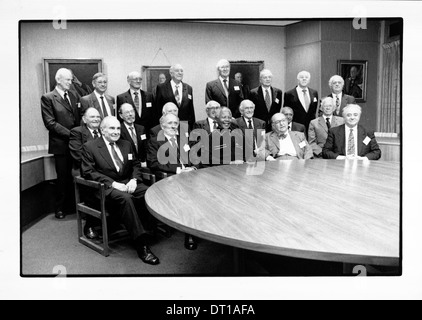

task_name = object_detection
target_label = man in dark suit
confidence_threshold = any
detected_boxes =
[235,100,266,162]
[322,104,381,160]
[192,100,222,135]
[147,113,197,250]
[41,68,80,219]
[155,64,196,130]
[118,103,148,167]
[327,75,356,116]
[69,107,102,239]
[234,72,250,99]
[81,116,160,265]
[150,102,179,138]
[80,73,115,118]
[205,59,244,118]
[283,70,319,131]
[249,69,283,131]
[281,107,306,135]
[116,71,155,132]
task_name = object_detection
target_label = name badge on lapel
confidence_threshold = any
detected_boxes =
[146,102,152,108]
[275,98,280,104]
[363,136,371,145]
[128,154,133,160]
[313,97,317,102]
[234,86,240,91]
[140,134,147,140]
[299,141,307,149]
[188,94,192,100]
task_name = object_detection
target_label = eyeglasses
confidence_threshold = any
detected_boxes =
[130,78,142,82]
[273,119,288,125]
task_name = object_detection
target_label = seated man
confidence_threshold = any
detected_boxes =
[69,107,102,239]
[81,116,160,265]
[308,97,344,158]
[235,99,266,162]
[322,104,381,160]
[146,113,197,250]
[149,102,179,138]
[281,106,306,135]
[264,113,313,160]
[193,100,221,134]
[118,103,148,167]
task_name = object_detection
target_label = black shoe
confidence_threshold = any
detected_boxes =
[84,225,99,240]
[55,211,65,219]
[184,234,197,250]
[137,246,160,265]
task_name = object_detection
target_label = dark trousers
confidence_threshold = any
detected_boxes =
[54,153,75,213]
[107,183,150,240]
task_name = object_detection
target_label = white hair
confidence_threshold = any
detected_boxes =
[55,68,72,83]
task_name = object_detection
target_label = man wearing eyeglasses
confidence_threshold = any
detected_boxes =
[116,71,155,133]
[80,73,115,118]
[264,113,313,160]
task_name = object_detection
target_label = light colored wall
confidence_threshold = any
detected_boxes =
[20,21,286,148]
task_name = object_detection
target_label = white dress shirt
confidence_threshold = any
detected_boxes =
[296,86,310,111]
[94,91,113,116]
[345,125,358,157]
[244,117,254,129]
[55,86,71,104]
[103,137,124,172]
[278,132,297,157]
[208,117,218,132]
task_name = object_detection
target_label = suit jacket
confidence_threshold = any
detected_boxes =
[119,123,148,163]
[249,86,283,128]
[283,86,319,130]
[147,134,191,174]
[290,121,306,133]
[116,89,155,130]
[155,80,196,129]
[236,117,266,162]
[264,131,313,160]
[193,118,212,134]
[81,138,142,192]
[240,84,250,100]
[80,92,115,117]
[205,78,244,118]
[322,124,381,160]
[308,116,344,156]
[41,88,80,154]
[328,93,356,116]
[69,124,98,176]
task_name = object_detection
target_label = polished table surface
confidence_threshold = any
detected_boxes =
[145,160,400,266]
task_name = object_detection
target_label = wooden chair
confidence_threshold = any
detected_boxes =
[74,172,156,257]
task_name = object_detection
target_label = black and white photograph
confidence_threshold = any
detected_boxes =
[2,0,422,301]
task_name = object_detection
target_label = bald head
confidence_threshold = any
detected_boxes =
[100,116,121,143]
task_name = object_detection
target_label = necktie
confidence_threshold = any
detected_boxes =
[93,130,99,139]
[109,142,124,172]
[63,92,71,106]
[247,120,253,129]
[302,89,310,111]
[265,89,271,111]
[213,120,217,130]
[223,79,229,94]
[174,85,181,106]
[279,133,287,140]
[347,128,355,156]
[100,96,108,117]
[169,137,177,148]
[129,126,138,152]
[288,125,291,131]
[134,92,140,115]
[336,95,340,115]
[326,117,331,129]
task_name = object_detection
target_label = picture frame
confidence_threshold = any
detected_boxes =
[43,58,103,97]
[337,60,368,102]
[142,65,171,93]
[229,60,264,91]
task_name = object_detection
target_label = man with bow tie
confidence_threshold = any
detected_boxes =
[41,68,80,219]
[264,112,313,160]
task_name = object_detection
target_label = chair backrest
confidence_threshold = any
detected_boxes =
[141,172,156,186]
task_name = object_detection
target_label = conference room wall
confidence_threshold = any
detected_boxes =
[20,21,286,149]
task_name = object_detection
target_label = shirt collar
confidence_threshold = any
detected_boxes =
[55,86,66,98]
[171,79,182,89]
[130,89,141,95]
[219,76,229,83]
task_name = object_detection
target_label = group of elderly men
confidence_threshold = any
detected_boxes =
[40,59,381,266]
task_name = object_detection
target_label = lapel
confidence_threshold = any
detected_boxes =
[238,117,247,130]
[289,131,302,157]
[97,138,117,171]
[181,82,188,106]
[89,92,101,111]
[269,132,280,154]
[105,94,115,116]
[215,79,226,97]
[338,124,346,155]
[293,86,306,109]
[125,89,135,106]
[357,125,366,155]
[81,125,95,142]
[204,119,211,133]
[53,89,74,114]
[319,116,328,133]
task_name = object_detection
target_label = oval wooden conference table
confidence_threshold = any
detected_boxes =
[145,159,400,267]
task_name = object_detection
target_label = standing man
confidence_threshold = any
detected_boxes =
[80,73,115,118]
[155,64,196,130]
[322,104,381,160]
[119,103,148,167]
[308,97,344,158]
[234,72,250,99]
[41,68,80,219]
[327,75,355,116]
[235,100,266,161]
[249,69,283,130]
[264,113,313,161]
[116,71,155,132]
[205,59,244,118]
[81,116,160,265]
[281,107,306,134]
[283,70,319,131]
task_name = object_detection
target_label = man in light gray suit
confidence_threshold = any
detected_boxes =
[263,112,313,160]
[80,73,115,118]
[308,97,345,158]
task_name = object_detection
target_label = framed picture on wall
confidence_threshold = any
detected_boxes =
[229,60,264,94]
[43,58,103,97]
[337,60,368,102]
[142,66,171,94]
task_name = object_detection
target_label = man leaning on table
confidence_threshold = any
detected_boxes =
[322,104,381,160]
[264,112,313,161]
